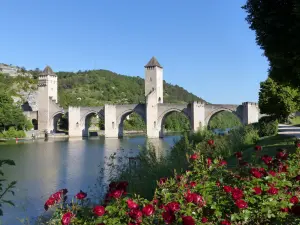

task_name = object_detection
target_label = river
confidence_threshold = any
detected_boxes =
[0,134,181,225]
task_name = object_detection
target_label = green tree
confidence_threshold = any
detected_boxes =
[259,77,300,121]
[0,91,32,132]
[243,0,300,87]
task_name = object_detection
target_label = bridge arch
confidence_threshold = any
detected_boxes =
[157,108,192,137]
[117,108,146,137]
[205,108,243,128]
[80,110,104,137]
[50,111,65,133]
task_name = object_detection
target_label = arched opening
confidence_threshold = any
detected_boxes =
[118,111,146,138]
[207,110,242,135]
[159,111,191,138]
[84,112,105,137]
[32,119,38,130]
[52,113,68,134]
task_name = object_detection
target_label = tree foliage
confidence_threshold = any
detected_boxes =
[208,111,242,130]
[56,70,204,108]
[243,0,300,87]
[0,90,32,133]
[259,77,300,121]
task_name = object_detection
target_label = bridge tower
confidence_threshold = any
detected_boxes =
[145,57,163,138]
[37,66,58,132]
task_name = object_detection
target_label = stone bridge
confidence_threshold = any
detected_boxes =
[23,57,262,138]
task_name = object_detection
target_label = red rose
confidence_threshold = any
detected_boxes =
[75,190,87,200]
[176,175,183,181]
[142,204,154,216]
[190,153,198,161]
[128,209,143,220]
[254,145,262,151]
[192,193,205,206]
[159,178,167,185]
[182,216,195,225]
[201,217,208,223]
[268,170,277,177]
[235,152,242,159]
[276,151,288,160]
[93,205,105,217]
[207,139,214,146]
[152,199,158,205]
[44,189,68,211]
[61,212,74,225]
[253,187,262,195]
[162,211,175,224]
[44,197,56,211]
[261,155,273,165]
[110,189,123,199]
[235,199,248,209]
[295,175,300,181]
[190,181,197,188]
[207,158,212,167]
[223,186,232,193]
[221,220,231,225]
[216,181,221,187]
[127,199,139,209]
[166,202,180,212]
[231,188,244,200]
[281,207,289,212]
[290,196,299,204]
[267,187,279,195]
[279,164,288,173]
[185,192,194,203]
[297,143,300,148]
[219,160,227,167]
[250,168,263,178]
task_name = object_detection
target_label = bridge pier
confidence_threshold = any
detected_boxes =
[191,102,205,131]
[104,105,119,138]
[68,107,84,137]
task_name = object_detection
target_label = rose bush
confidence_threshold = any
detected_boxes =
[45,138,300,224]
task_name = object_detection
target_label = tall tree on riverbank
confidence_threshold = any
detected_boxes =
[0,91,32,132]
[243,0,300,87]
[259,77,300,121]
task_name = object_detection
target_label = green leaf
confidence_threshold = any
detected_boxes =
[2,200,15,206]
[0,160,15,166]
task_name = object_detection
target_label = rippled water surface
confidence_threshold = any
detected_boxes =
[0,135,180,225]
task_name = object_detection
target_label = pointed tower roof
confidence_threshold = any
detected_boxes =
[144,57,163,68]
[41,65,56,76]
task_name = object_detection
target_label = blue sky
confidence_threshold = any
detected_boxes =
[0,0,268,104]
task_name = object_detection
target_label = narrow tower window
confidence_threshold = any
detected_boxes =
[154,121,156,128]
[112,122,115,129]
[158,97,161,103]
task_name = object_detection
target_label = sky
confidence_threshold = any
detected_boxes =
[0,0,269,104]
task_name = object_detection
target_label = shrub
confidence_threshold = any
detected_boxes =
[258,116,278,137]
[0,127,26,138]
[45,141,300,224]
